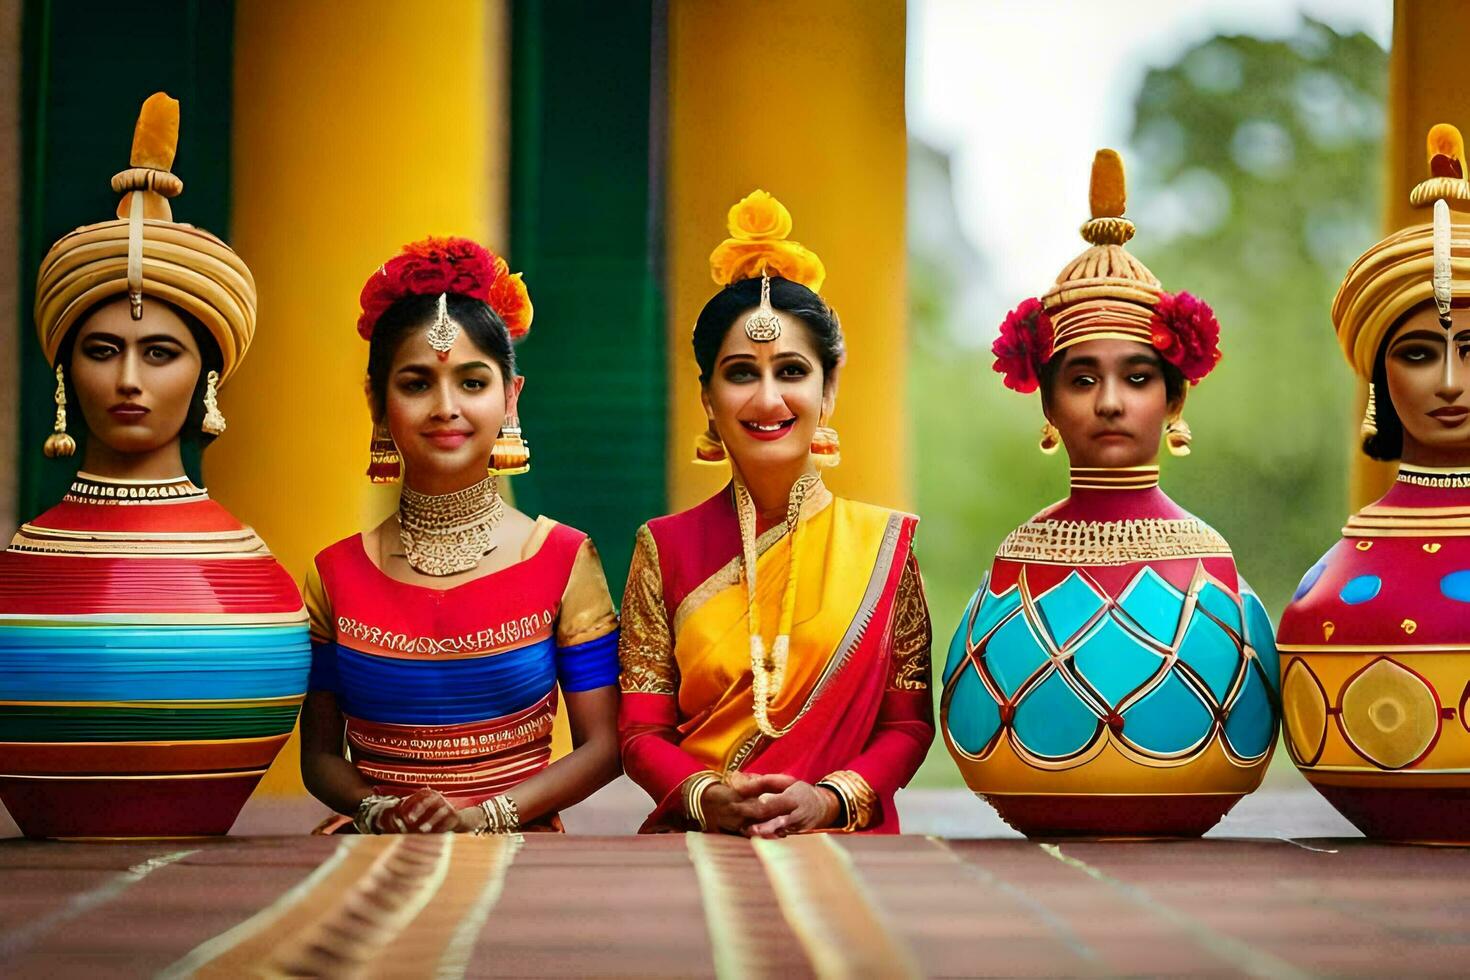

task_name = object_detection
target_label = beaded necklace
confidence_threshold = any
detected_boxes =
[734,473,818,739]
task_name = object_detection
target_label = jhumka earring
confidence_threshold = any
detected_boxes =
[1360,382,1379,443]
[43,364,76,459]
[201,370,227,436]
[1165,417,1193,457]
[1038,421,1061,455]
[366,422,401,483]
[490,417,531,475]
[811,414,841,468]
[693,424,727,465]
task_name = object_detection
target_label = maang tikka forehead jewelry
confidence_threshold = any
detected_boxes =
[744,274,782,342]
[427,293,460,359]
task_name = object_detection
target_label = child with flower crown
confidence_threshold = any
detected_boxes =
[940,151,1281,837]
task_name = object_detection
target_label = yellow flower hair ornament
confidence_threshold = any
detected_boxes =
[708,190,826,292]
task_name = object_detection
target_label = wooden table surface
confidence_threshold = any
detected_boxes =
[1,784,1466,978]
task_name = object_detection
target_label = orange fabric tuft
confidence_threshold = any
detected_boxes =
[130,92,180,170]
[1089,149,1126,219]
[708,190,826,291]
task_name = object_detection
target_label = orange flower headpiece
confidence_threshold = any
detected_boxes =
[708,190,826,292]
[357,236,532,342]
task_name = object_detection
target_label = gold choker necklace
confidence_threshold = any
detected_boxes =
[65,472,208,505]
[1397,464,1470,489]
[398,474,505,576]
[1070,466,1160,491]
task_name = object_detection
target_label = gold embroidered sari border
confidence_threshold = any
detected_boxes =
[730,512,907,771]
[671,488,834,640]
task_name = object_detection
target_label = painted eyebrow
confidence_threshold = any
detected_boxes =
[1391,330,1449,347]
[81,332,187,345]
[455,361,493,372]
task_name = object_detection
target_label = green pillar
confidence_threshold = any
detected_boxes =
[509,0,667,596]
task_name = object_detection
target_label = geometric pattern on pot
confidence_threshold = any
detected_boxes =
[945,561,1278,770]
[1337,657,1441,770]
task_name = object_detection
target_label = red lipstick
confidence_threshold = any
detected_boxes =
[740,418,797,442]
[1428,407,1470,426]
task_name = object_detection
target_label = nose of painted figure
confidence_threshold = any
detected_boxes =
[1437,344,1466,402]
[115,349,143,397]
[1095,376,1124,418]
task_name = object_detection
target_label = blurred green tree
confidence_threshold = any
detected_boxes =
[908,18,1387,785]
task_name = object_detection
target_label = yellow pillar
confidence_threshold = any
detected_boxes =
[666,0,910,512]
[223,1,509,793]
[1357,1,1470,509]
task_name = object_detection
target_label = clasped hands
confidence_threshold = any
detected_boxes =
[700,771,840,838]
[359,786,485,834]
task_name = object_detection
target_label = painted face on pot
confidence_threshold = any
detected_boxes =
[1382,305,1470,466]
[1044,338,1179,469]
[382,325,522,492]
[702,309,834,476]
[69,296,203,457]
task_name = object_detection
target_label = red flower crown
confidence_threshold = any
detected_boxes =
[357,236,533,341]
[1148,291,1221,383]
[992,298,1054,394]
[992,293,1221,391]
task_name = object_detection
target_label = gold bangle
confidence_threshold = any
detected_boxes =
[475,794,520,835]
[353,794,399,835]
[682,771,723,832]
[819,770,877,832]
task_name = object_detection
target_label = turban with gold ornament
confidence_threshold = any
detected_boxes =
[993,149,1222,394]
[32,93,256,383]
[1333,124,1470,381]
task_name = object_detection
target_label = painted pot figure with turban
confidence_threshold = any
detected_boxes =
[1277,125,1470,843]
[940,150,1280,837]
[0,94,309,837]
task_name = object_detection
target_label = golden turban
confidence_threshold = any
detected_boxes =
[1333,123,1470,380]
[32,93,257,383]
[1042,149,1163,353]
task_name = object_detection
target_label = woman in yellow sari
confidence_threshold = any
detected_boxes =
[618,192,933,835]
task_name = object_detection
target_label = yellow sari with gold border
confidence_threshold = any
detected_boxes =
[619,482,932,833]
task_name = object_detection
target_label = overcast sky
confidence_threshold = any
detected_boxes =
[908,0,1394,343]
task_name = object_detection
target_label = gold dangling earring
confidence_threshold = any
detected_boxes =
[693,423,727,465]
[1360,383,1378,443]
[811,414,840,468]
[43,364,76,458]
[201,370,227,436]
[490,417,531,475]
[1038,421,1061,456]
[366,421,401,483]
[1165,416,1193,457]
